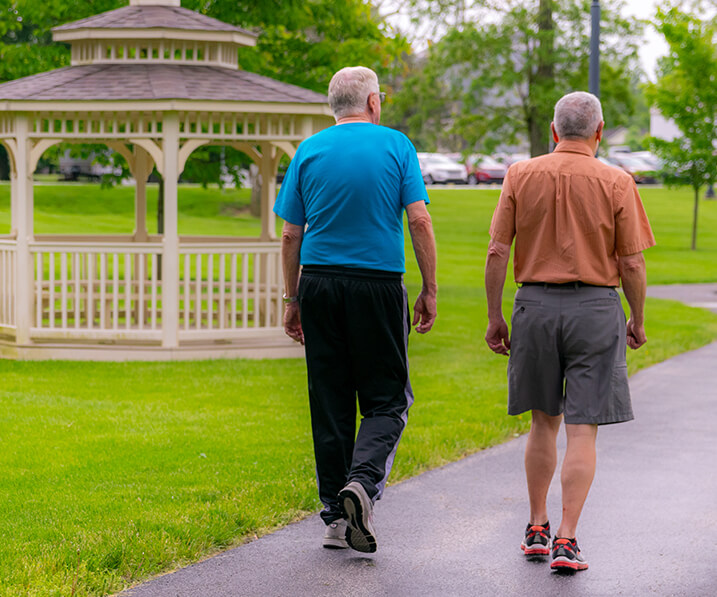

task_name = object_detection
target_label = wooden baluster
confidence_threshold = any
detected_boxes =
[112,253,119,330]
[61,252,68,329]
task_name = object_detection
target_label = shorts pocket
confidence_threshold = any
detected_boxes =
[514,298,543,306]
[579,297,619,306]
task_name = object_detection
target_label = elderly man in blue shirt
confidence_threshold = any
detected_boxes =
[274,66,437,553]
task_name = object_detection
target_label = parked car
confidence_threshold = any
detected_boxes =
[59,150,122,181]
[597,156,624,171]
[417,153,468,185]
[609,154,658,184]
[629,151,661,169]
[465,155,507,184]
[495,152,530,166]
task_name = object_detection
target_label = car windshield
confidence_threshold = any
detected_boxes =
[478,156,502,168]
[425,157,460,166]
[620,157,651,169]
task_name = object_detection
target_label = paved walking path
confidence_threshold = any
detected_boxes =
[647,283,717,314]
[122,288,717,597]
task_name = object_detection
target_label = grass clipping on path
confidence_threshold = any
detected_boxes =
[0,186,716,595]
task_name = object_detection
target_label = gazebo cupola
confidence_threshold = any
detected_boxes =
[0,0,333,361]
[54,0,257,70]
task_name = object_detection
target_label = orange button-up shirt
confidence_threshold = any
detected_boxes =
[489,141,656,287]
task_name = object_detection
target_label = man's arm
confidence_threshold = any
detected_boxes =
[484,238,511,355]
[405,201,437,333]
[618,251,647,350]
[280,221,304,344]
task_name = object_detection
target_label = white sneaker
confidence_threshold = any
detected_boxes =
[322,519,348,549]
[339,481,377,553]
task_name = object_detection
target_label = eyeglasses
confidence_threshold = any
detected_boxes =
[369,91,386,104]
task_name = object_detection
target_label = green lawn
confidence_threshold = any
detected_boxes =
[0,184,716,596]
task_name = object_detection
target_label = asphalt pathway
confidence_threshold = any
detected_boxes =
[122,289,717,597]
[647,283,717,314]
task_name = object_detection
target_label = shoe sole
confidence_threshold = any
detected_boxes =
[551,556,588,572]
[339,483,377,553]
[322,538,348,550]
[521,543,550,556]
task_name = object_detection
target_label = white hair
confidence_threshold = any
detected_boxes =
[553,92,603,140]
[328,66,380,120]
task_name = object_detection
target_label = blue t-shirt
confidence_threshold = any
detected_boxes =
[273,123,429,273]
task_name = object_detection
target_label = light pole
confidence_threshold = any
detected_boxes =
[589,0,600,98]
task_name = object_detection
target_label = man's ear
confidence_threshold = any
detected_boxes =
[596,121,605,142]
[551,122,559,143]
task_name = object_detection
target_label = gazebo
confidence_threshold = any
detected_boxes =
[0,0,333,360]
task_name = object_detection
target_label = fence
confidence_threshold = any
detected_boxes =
[27,241,281,342]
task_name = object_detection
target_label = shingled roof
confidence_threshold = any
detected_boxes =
[53,5,254,37]
[0,64,327,103]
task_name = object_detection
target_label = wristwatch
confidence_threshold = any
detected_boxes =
[282,293,299,303]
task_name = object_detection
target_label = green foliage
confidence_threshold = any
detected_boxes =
[0,1,123,82]
[645,4,717,249]
[384,0,643,156]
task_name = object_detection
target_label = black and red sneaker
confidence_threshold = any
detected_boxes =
[551,537,589,572]
[521,522,551,557]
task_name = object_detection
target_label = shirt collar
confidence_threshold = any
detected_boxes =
[554,140,595,157]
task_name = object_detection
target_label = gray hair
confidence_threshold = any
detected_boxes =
[328,66,380,120]
[553,92,603,140]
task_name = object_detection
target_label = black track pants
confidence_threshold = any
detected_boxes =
[299,266,414,524]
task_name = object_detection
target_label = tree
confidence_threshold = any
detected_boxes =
[645,4,717,250]
[384,0,642,157]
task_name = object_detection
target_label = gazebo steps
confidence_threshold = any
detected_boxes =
[0,332,304,361]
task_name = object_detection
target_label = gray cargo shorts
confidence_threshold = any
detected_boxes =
[507,283,633,425]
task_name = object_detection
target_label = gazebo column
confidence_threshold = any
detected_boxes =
[13,115,33,344]
[161,114,180,348]
[259,142,278,241]
[133,146,153,242]
[9,163,17,236]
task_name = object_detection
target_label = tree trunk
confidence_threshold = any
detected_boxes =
[528,109,547,157]
[691,185,699,250]
[529,0,555,157]
[249,163,261,218]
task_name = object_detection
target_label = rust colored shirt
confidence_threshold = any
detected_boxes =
[489,141,656,287]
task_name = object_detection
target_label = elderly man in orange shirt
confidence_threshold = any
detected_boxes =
[484,91,655,573]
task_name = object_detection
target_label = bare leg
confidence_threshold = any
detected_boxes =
[557,423,598,538]
[525,410,562,525]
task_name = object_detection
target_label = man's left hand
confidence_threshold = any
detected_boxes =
[412,290,437,333]
[283,302,304,345]
[485,317,510,356]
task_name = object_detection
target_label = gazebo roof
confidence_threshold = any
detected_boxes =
[53,5,255,37]
[0,64,327,103]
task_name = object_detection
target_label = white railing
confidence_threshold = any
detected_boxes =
[178,243,282,339]
[27,241,282,342]
[32,242,163,339]
[0,240,16,328]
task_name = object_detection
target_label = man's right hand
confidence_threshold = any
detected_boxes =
[626,318,646,350]
[485,317,510,356]
[283,302,304,345]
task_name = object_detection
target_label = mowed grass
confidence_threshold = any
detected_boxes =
[0,184,716,595]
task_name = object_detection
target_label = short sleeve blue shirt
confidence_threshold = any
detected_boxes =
[273,123,429,273]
